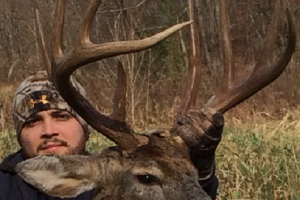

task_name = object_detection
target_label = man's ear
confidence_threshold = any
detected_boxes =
[16,155,99,198]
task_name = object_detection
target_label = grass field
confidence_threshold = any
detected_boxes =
[1,111,299,200]
[216,112,300,200]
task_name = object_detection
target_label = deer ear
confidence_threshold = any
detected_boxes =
[16,155,98,198]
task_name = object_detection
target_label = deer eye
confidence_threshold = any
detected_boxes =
[136,174,158,185]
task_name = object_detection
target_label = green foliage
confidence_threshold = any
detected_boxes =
[86,131,115,153]
[150,39,186,84]
[0,128,19,160]
[133,0,187,86]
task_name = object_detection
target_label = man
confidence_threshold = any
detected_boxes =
[0,71,97,200]
[0,71,223,200]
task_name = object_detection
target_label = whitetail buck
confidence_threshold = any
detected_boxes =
[16,0,295,199]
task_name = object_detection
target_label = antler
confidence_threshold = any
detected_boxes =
[110,60,128,122]
[176,0,202,121]
[208,0,296,114]
[35,0,192,151]
[178,0,296,116]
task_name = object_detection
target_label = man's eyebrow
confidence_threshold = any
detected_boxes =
[50,110,72,116]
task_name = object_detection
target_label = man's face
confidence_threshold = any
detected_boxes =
[20,109,87,158]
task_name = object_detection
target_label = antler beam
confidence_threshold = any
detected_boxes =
[207,0,296,114]
[35,0,192,151]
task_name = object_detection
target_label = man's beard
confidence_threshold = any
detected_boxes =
[20,135,87,159]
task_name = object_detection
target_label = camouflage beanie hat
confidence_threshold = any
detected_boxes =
[13,71,90,141]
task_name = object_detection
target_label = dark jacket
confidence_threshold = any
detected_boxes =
[0,150,97,200]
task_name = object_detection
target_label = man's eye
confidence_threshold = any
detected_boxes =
[24,119,40,127]
[56,113,72,120]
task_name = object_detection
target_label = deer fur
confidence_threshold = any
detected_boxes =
[16,131,211,200]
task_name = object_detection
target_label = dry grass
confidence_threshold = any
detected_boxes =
[216,110,300,200]
[1,110,300,200]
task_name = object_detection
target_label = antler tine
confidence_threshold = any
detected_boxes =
[35,9,51,76]
[38,0,192,151]
[176,0,201,122]
[206,0,296,114]
[52,0,65,61]
[111,60,127,121]
[254,0,281,70]
[219,0,234,91]
[77,0,101,46]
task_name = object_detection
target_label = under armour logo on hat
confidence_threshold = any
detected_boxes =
[30,94,50,108]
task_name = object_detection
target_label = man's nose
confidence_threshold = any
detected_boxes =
[41,118,59,138]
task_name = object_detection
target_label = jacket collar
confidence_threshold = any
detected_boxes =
[0,150,24,174]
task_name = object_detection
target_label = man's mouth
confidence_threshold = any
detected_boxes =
[41,143,64,151]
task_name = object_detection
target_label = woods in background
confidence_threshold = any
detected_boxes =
[0,0,299,130]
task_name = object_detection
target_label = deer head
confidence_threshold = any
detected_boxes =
[16,0,296,200]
